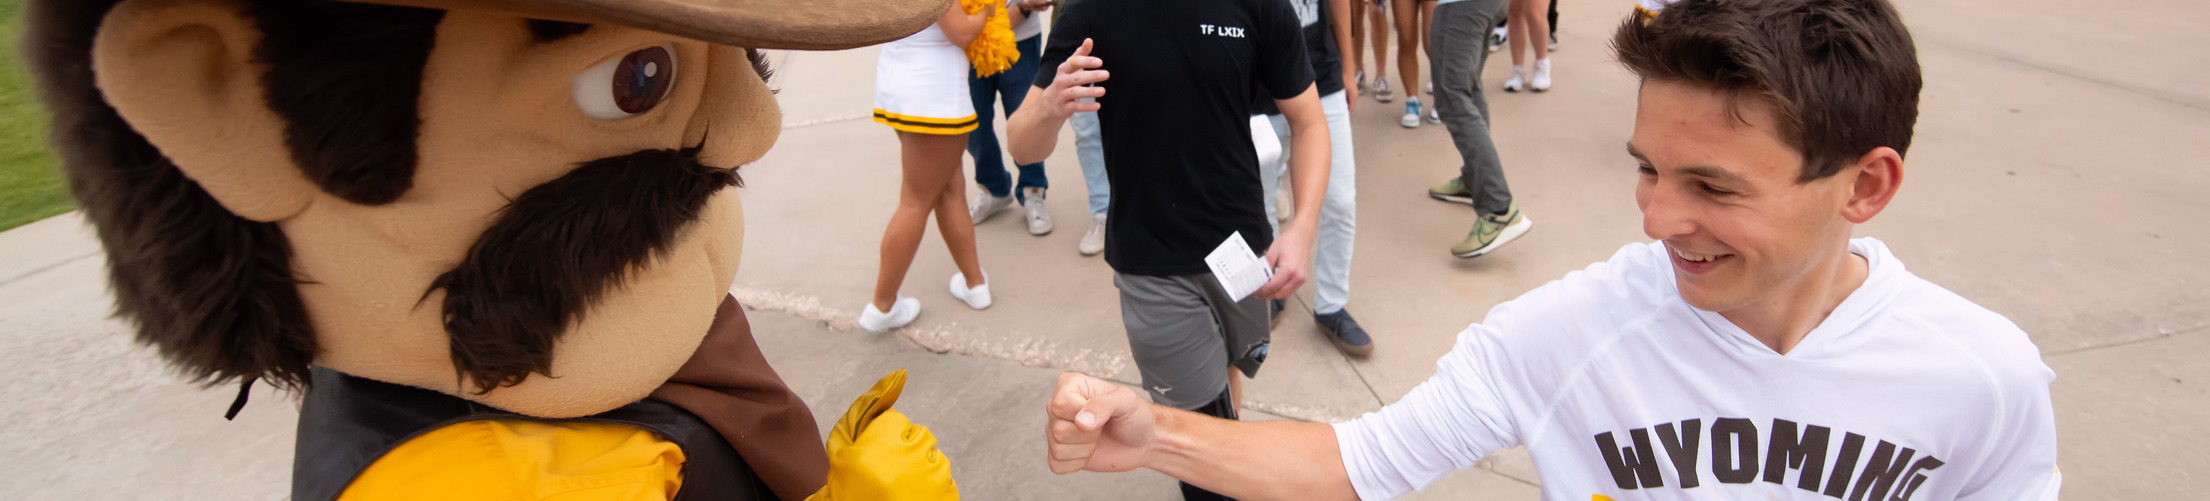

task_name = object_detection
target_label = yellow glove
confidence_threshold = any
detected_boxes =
[806,369,959,501]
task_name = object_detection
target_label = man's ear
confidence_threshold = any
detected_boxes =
[1841,147,1904,224]
[686,45,779,168]
[92,0,317,222]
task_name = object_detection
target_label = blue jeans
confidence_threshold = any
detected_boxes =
[1261,91,1358,315]
[969,36,1048,202]
[1072,106,1109,215]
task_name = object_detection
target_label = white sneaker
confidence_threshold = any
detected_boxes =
[1504,66,1526,93]
[969,191,1014,225]
[858,297,920,333]
[1373,78,1394,103]
[949,272,991,310]
[1021,187,1052,235]
[1078,213,1107,256]
[1531,58,1553,92]
[1426,105,1441,124]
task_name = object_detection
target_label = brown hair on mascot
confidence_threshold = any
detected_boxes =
[21,0,960,499]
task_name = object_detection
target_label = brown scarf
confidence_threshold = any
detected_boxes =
[650,294,829,501]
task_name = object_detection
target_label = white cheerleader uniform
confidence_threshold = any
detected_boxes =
[874,25,979,135]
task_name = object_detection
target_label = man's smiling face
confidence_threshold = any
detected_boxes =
[1630,80,1860,314]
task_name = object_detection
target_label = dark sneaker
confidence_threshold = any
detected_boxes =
[1314,309,1374,357]
[1452,200,1533,258]
[1268,299,1285,329]
[1428,177,1476,206]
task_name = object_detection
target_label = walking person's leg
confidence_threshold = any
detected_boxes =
[1546,0,1558,48]
[1073,106,1110,256]
[932,153,991,308]
[966,69,1016,222]
[1000,36,1053,235]
[1113,273,1247,501]
[1309,90,1368,354]
[1366,0,1391,92]
[1430,0,1529,258]
[1389,0,1420,107]
[1505,0,1553,91]
[868,130,975,330]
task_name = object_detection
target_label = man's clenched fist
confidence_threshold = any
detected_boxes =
[1044,372,1156,474]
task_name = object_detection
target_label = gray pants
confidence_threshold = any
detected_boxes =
[1114,273,1270,410]
[1430,0,1515,215]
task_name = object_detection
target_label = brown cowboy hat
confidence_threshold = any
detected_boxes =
[354,0,953,50]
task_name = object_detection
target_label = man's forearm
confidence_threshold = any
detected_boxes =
[1007,87,1066,165]
[1146,406,1359,501]
[1283,93,1330,234]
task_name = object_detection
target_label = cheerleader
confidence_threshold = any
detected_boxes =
[862,0,1020,332]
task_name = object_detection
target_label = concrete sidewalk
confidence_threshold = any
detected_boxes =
[1,0,2205,498]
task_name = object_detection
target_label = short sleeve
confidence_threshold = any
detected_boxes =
[1253,0,1315,100]
[1954,359,2063,500]
[1032,0,1093,89]
[1332,322,1524,500]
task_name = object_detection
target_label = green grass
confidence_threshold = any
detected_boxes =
[0,0,73,232]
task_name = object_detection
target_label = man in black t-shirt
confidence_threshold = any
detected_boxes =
[1004,0,1331,498]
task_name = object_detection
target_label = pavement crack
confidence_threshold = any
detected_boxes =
[734,286,1362,423]
[781,113,871,130]
[730,286,1128,377]
[0,251,99,287]
[2046,322,2210,357]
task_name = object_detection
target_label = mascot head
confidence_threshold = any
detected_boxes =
[23,0,944,417]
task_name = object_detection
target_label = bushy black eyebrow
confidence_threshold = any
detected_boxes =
[527,20,592,43]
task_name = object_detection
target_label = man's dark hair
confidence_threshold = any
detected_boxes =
[1612,0,1922,182]
[23,0,769,392]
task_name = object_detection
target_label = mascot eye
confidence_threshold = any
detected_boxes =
[573,45,678,120]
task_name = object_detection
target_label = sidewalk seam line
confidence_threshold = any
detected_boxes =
[0,251,99,287]
[2045,322,2210,357]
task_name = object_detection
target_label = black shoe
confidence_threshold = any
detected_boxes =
[1268,299,1285,329]
[1314,309,1374,357]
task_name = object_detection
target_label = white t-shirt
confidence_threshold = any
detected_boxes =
[1334,238,2061,501]
[1011,0,1045,40]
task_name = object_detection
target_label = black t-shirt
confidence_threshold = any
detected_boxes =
[1254,0,1345,115]
[1037,0,1315,276]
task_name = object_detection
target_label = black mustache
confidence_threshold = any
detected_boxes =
[427,145,740,394]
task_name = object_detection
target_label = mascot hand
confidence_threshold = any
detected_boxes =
[806,369,959,501]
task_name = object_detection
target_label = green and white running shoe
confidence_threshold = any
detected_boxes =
[1452,201,1532,258]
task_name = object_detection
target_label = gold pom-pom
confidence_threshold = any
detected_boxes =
[964,0,1020,77]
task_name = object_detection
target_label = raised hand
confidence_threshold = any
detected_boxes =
[1042,38,1110,119]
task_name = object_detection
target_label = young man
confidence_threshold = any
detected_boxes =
[1006,0,1334,497]
[1041,1,2063,500]
[969,0,1058,236]
[1427,0,1531,259]
[1256,0,1377,355]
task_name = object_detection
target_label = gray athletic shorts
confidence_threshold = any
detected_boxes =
[1113,272,1271,410]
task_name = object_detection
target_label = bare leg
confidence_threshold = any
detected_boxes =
[1508,0,1531,66]
[872,130,972,311]
[933,156,986,288]
[1350,1,1366,76]
[1389,0,1421,96]
[1366,0,1391,82]
[1528,0,1552,55]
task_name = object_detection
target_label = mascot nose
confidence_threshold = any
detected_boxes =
[686,45,780,169]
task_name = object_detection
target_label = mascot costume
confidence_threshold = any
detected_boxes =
[23,0,964,499]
